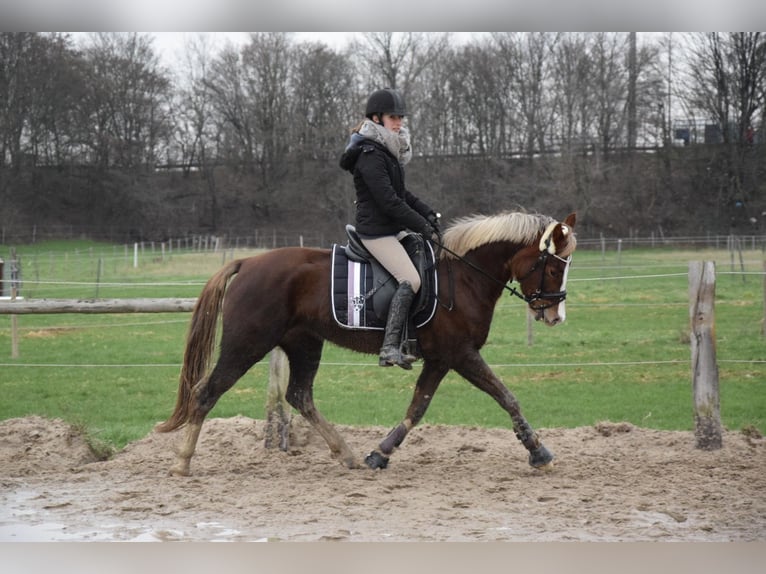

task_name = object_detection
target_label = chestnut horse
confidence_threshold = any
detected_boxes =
[157,211,577,476]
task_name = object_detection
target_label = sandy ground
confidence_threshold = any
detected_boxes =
[1,414,764,542]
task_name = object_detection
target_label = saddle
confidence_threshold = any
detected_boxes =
[331,225,438,332]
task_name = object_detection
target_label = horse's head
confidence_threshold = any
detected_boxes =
[511,212,576,326]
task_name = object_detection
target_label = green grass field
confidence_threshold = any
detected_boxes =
[1,239,764,453]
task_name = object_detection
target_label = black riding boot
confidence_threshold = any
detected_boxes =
[379,281,417,370]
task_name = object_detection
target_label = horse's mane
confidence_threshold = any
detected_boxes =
[440,211,572,259]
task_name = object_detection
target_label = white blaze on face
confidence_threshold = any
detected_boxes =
[539,222,558,254]
[557,223,571,322]
[538,221,572,324]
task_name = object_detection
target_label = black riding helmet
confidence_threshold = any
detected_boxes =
[365,88,407,120]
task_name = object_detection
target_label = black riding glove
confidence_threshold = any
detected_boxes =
[421,222,442,245]
[427,211,442,233]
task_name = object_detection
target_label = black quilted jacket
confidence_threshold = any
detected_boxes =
[340,139,434,237]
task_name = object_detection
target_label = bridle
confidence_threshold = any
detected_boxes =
[433,222,571,314]
[508,250,570,311]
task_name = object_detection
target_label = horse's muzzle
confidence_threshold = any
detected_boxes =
[532,301,566,326]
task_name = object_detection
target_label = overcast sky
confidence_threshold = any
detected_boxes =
[149,32,357,68]
[8,1,763,40]
[81,32,662,72]
[74,32,485,70]
[67,32,358,70]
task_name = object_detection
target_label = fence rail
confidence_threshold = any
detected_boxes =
[0,298,197,315]
[0,297,197,359]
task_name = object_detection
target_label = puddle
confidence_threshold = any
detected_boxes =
[0,489,262,541]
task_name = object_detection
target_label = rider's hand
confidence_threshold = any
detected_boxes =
[422,223,442,245]
[427,211,442,233]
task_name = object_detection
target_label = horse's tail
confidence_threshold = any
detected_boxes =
[155,259,243,433]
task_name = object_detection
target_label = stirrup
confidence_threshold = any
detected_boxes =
[379,349,416,370]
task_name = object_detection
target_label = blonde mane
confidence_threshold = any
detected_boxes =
[440,212,573,259]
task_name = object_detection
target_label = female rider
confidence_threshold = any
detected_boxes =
[339,88,441,370]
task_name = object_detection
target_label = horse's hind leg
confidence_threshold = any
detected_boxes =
[264,347,291,451]
[170,349,263,476]
[282,337,360,469]
[171,409,205,476]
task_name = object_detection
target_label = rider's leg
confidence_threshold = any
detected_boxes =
[360,234,420,369]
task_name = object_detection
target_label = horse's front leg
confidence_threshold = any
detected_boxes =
[454,352,554,470]
[365,360,449,469]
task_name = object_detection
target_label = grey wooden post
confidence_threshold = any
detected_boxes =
[688,261,722,450]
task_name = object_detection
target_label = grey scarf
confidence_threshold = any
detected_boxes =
[357,120,413,165]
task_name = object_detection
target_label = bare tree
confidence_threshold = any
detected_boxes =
[205,44,256,167]
[445,42,512,157]
[202,32,295,223]
[0,33,89,170]
[289,41,356,161]
[350,32,450,138]
[169,34,225,229]
[590,32,630,154]
[686,32,765,144]
[552,33,595,153]
[415,42,459,156]
[684,32,766,217]
[0,33,42,170]
[494,32,559,156]
[240,32,292,185]
[172,34,219,171]
[352,32,449,92]
[28,34,88,167]
[627,32,638,150]
[78,33,172,169]
[288,41,358,224]
[548,33,597,218]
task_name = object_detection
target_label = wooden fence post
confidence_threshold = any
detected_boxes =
[762,261,766,337]
[688,261,722,450]
[9,249,20,359]
[526,312,534,346]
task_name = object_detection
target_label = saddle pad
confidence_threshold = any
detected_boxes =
[330,244,438,331]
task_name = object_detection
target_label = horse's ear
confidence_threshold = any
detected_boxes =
[540,214,577,254]
[550,213,576,253]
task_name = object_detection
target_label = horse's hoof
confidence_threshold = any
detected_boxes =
[168,461,191,476]
[528,445,555,469]
[365,450,389,470]
[341,455,361,469]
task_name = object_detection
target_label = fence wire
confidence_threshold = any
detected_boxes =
[2,260,764,369]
